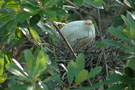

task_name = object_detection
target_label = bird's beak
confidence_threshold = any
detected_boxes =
[85,20,93,25]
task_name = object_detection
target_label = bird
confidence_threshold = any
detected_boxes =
[60,20,95,50]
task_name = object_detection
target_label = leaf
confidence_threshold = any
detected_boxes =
[77,73,121,90]
[75,69,88,85]
[0,53,4,75]
[22,3,41,15]
[102,39,123,47]
[128,57,135,70]
[108,26,130,42]
[6,64,27,78]
[7,22,17,43]
[46,0,60,7]
[121,15,130,30]
[43,74,60,83]
[67,61,77,85]
[84,0,104,9]
[108,84,127,90]
[119,75,132,84]
[75,53,85,75]
[96,42,107,47]
[15,11,31,23]
[108,73,122,81]
[86,66,102,79]
[9,83,32,90]
[73,0,84,6]
[35,50,48,76]
[29,27,41,43]
[0,74,7,84]
[30,14,41,26]
[24,50,34,73]
[129,27,135,38]
[93,0,104,3]
[44,9,57,18]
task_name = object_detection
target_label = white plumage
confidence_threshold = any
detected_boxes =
[60,20,95,50]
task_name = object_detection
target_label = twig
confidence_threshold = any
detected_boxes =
[52,22,77,59]
[64,0,79,9]
[97,9,109,79]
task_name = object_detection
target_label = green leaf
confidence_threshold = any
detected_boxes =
[29,27,41,43]
[108,73,121,81]
[108,84,126,90]
[17,20,29,28]
[30,14,41,26]
[75,53,85,74]
[43,74,60,83]
[15,11,31,23]
[128,57,135,70]
[0,73,7,84]
[24,50,34,73]
[0,53,4,75]
[121,15,130,30]
[44,10,57,18]
[78,73,121,90]
[108,26,130,42]
[129,27,135,38]
[7,22,17,43]
[119,75,132,84]
[6,64,27,78]
[46,0,60,7]
[96,42,107,47]
[9,83,32,90]
[73,0,84,6]
[102,39,123,47]
[92,0,104,3]
[35,50,48,76]
[67,61,77,85]
[75,69,88,85]
[86,66,102,79]
[22,4,41,15]
[84,0,104,9]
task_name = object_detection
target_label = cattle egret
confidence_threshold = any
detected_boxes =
[60,20,95,50]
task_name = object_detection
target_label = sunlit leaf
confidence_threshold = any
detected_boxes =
[75,69,88,85]
[0,53,4,75]
[29,27,41,43]
[0,73,7,84]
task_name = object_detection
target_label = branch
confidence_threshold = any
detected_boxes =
[52,22,77,59]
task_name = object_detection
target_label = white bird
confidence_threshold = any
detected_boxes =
[60,20,95,50]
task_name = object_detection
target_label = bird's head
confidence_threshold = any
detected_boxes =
[85,20,93,25]
[83,20,95,31]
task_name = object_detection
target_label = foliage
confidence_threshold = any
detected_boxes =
[1,0,135,90]
[96,0,135,89]
[0,0,105,89]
